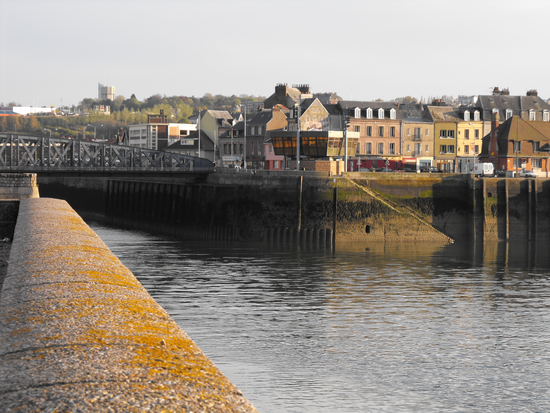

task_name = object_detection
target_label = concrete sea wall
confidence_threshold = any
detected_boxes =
[0,198,256,412]
[0,173,39,200]
[37,171,550,243]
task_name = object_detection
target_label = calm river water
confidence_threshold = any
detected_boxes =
[87,218,550,413]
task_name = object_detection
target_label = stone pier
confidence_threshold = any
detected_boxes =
[0,198,256,412]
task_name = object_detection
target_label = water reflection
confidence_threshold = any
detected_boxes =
[88,218,550,413]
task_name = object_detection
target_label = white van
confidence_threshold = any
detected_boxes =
[473,163,494,177]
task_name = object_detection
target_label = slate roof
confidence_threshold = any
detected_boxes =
[204,110,234,127]
[339,101,403,120]
[165,130,214,151]
[219,121,245,137]
[249,110,273,126]
[480,116,550,157]
[476,94,550,120]
[426,106,461,122]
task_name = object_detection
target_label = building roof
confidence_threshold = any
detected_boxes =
[312,92,342,103]
[219,121,245,138]
[480,116,550,157]
[165,130,214,151]
[204,110,234,126]
[249,110,273,126]
[426,106,461,122]
[0,110,19,116]
[476,93,550,120]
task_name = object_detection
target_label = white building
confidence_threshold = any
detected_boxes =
[128,122,197,150]
[98,83,115,100]
[11,106,55,115]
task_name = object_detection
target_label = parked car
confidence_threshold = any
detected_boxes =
[421,166,443,173]
[494,169,507,177]
[519,169,537,178]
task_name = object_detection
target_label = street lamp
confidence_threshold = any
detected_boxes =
[198,109,201,159]
[296,98,302,171]
[87,124,96,140]
[240,104,247,169]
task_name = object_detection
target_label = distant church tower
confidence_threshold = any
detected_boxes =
[98,83,115,100]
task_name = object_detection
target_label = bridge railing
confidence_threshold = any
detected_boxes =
[0,134,214,171]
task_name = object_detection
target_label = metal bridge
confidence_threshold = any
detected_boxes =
[0,134,214,171]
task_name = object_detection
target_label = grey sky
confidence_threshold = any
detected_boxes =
[1,0,549,107]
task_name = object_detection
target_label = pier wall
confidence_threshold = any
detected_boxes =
[0,198,256,412]
[37,171,550,243]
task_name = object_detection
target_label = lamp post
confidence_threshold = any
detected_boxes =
[230,128,234,165]
[198,109,201,158]
[242,105,247,169]
[87,124,96,140]
[296,98,302,171]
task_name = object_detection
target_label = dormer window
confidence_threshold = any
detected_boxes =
[506,109,513,120]
[378,108,384,119]
[390,108,396,120]
[464,111,470,121]
[474,111,480,121]
[354,107,360,118]
[544,110,549,122]
[529,109,536,121]
[366,108,373,119]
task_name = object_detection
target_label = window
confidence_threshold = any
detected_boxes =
[251,126,255,135]
[533,141,541,152]
[475,129,480,139]
[354,125,360,133]
[513,141,521,152]
[464,145,469,154]
[425,144,429,152]
[378,108,385,119]
[426,129,429,136]
[378,126,384,137]
[366,108,373,119]
[448,130,454,139]
[448,145,455,153]
[390,108,396,120]
[544,111,550,122]
[414,128,421,140]
[354,107,361,118]
[390,127,395,137]
[406,144,410,152]
[258,126,263,135]
[529,110,536,121]
[415,143,421,155]
[464,111,470,121]
[440,145,447,154]
[506,109,513,120]
[474,145,479,154]
[465,129,470,139]
[366,142,372,154]
[533,158,542,168]
[274,160,279,169]
[366,126,372,136]
[474,111,480,121]
[389,143,395,154]
[269,145,273,154]
[440,130,447,138]
[407,128,411,136]
[378,143,384,154]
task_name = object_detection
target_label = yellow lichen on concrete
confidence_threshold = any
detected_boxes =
[0,198,257,412]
